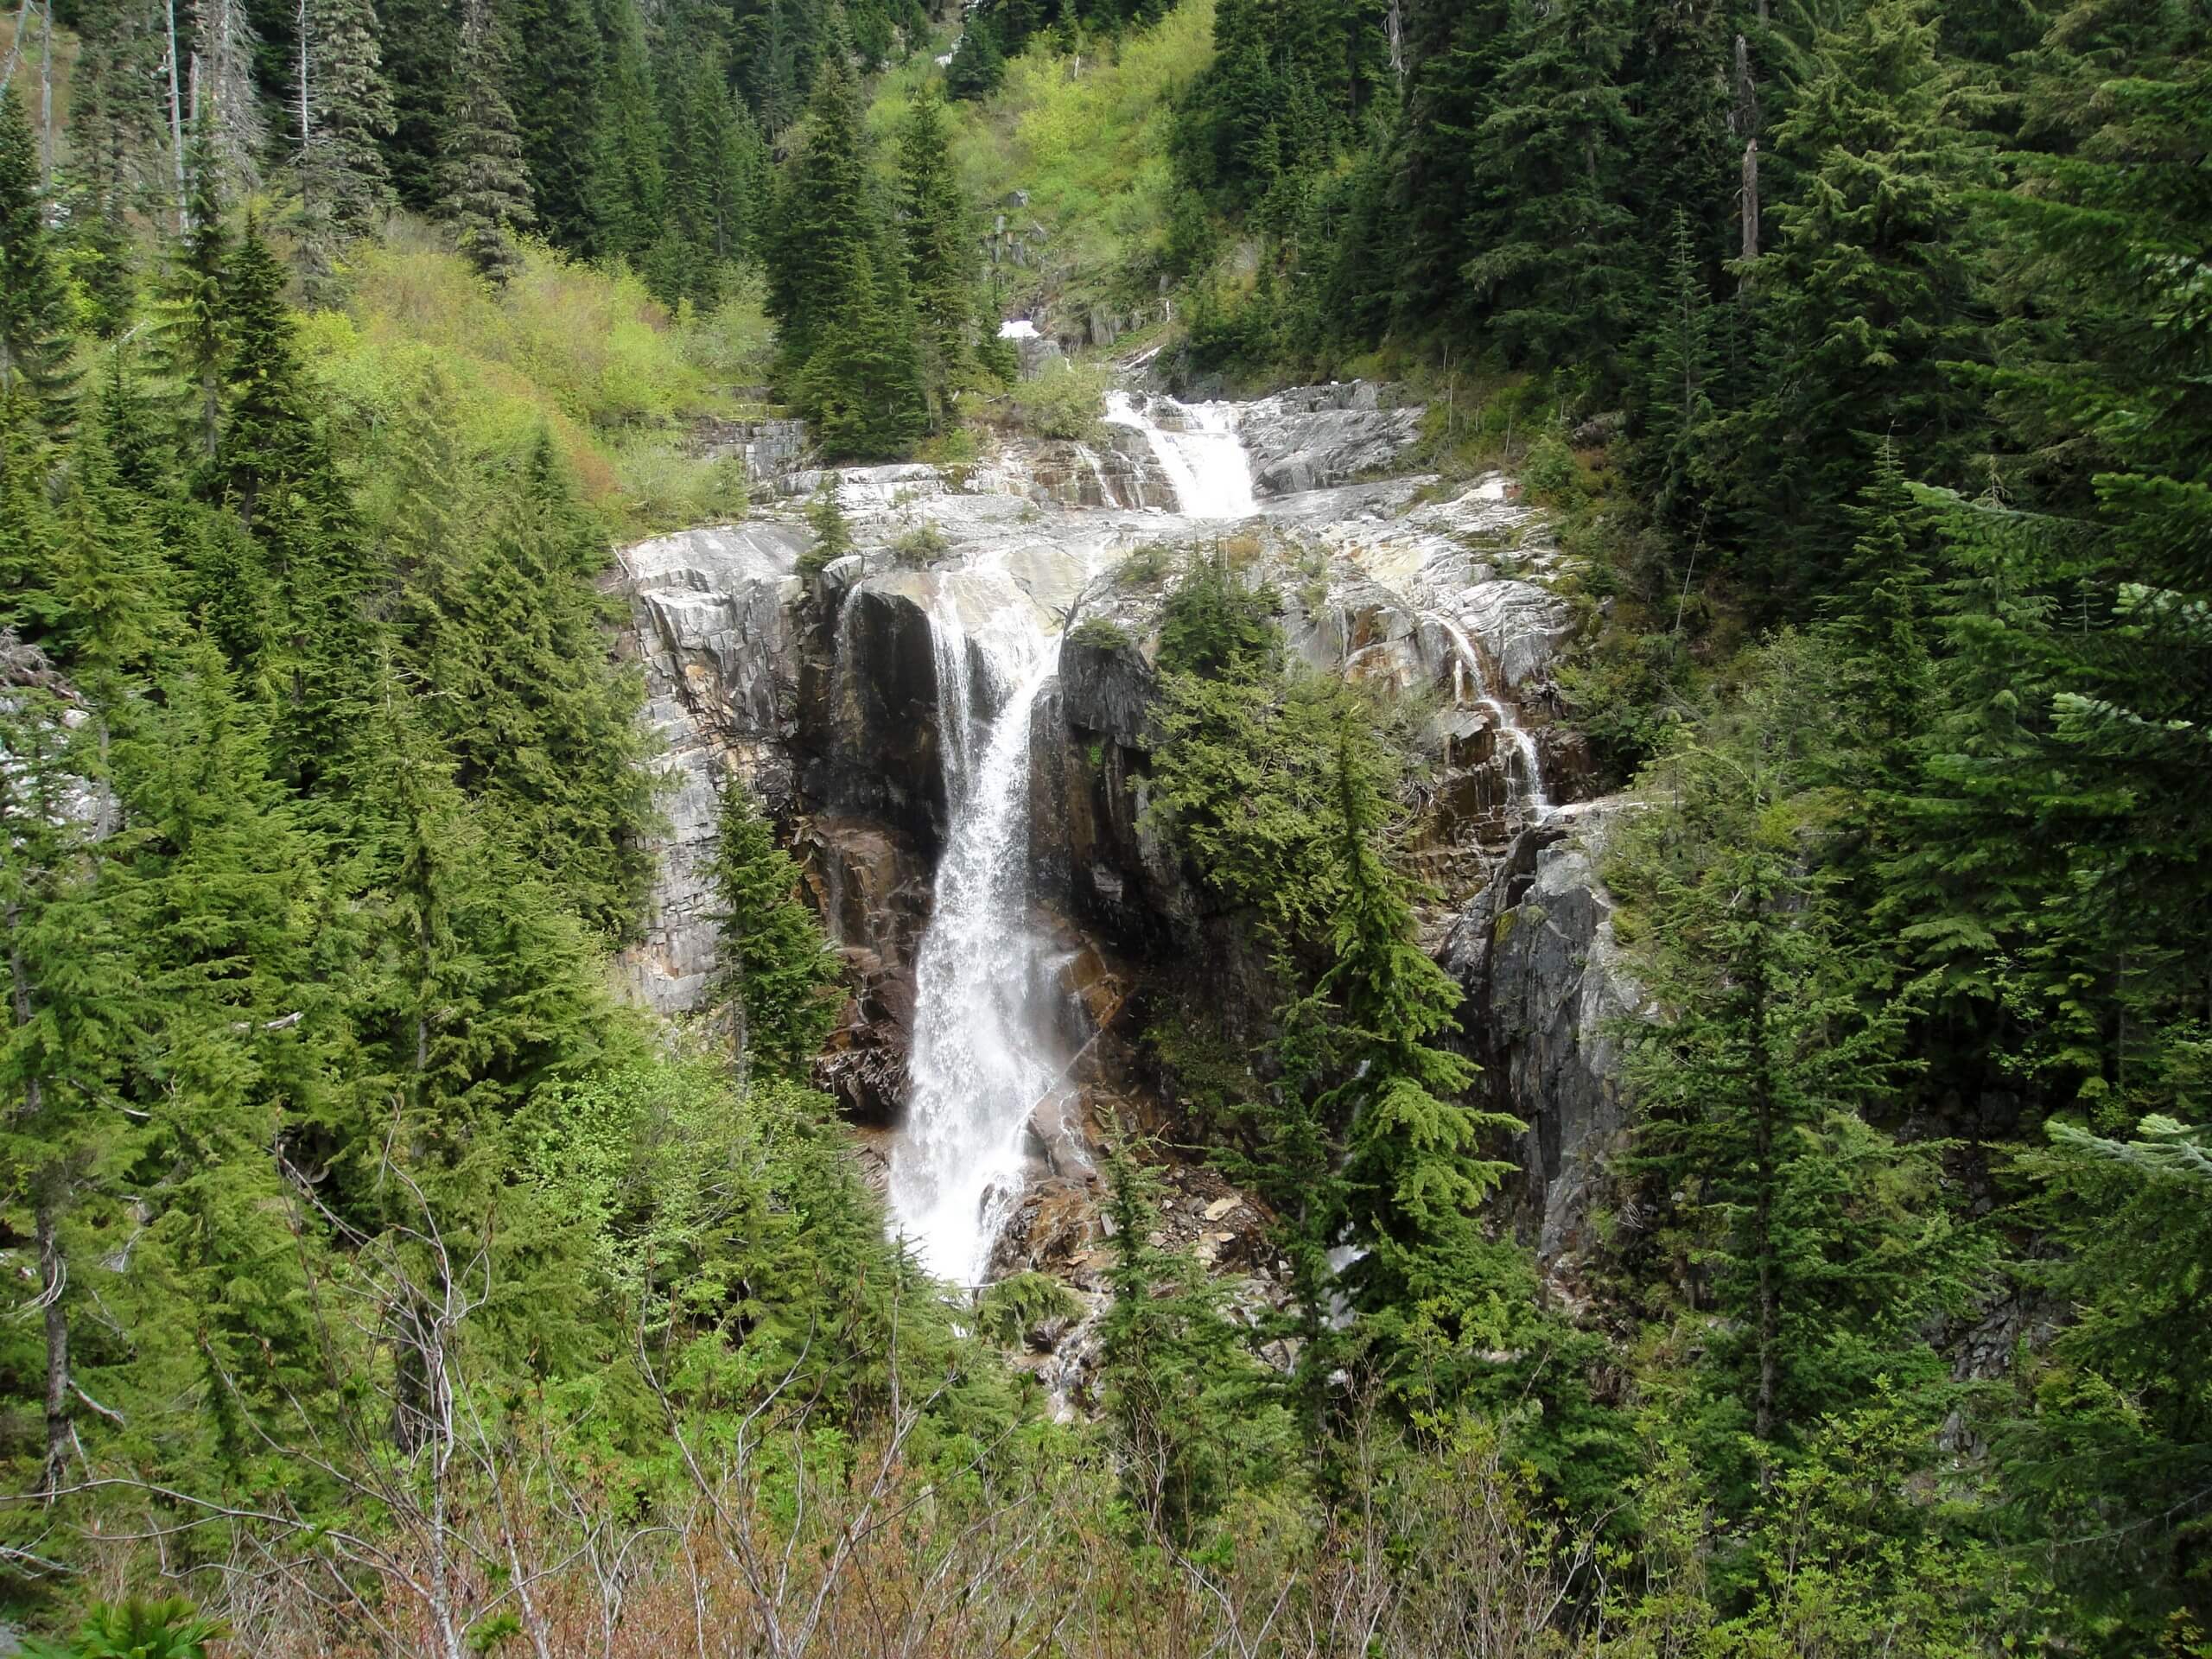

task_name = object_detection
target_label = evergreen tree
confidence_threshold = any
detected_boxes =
[1096,1127,1294,1541]
[707,778,842,1078]
[1320,708,1519,1316]
[158,110,230,463]
[1616,668,1983,1503]
[214,219,382,787]
[191,0,271,192]
[944,17,1005,101]
[437,0,536,284]
[375,0,459,209]
[1632,208,1719,543]
[0,91,78,422]
[895,86,979,435]
[1459,0,1637,369]
[68,0,170,219]
[584,0,665,268]
[507,0,604,252]
[1731,0,1990,609]
[798,477,853,578]
[767,48,925,460]
[412,431,656,934]
[296,0,397,257]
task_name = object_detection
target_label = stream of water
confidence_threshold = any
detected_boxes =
[887,397,1263,1284]
[1103,391,1258,520]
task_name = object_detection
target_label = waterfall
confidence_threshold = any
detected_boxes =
[1103,391,1257,519]
[1430,613,1550,818]
[889,600,1066,1285]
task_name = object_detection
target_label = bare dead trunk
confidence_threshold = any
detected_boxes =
[1740,138,1759,264]
[37,0,54,186]
[165,0,187,226]
[37,1186,69,1500]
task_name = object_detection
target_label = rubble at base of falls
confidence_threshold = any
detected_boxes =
[615,381,1628,1411]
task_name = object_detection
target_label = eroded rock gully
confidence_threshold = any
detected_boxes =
[616,385,1636,1405]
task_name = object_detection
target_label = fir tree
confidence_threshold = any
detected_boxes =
[1633,207,1719,543]
[1320,708,1519,1316]
[1732,0,1990,609]
[297,0,397,254]
[1096,1127,1294,1541]
[896,86,979,435]
[159,110,230,463]
[584,0,665,268]
[0,90,77,422]
[437,0,535,284]
[944,18,1004,101]
[707,778,843,1078]
[767,48,925,460]
[1459,0,1637,368]
[506,0,604,252]
[191,0,270,192]
[374,0,459,209]
[214,218,382,787]
[413,431,656,934]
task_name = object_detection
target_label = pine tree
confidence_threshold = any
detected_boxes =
[1459,0,1637,368]
[0,90,77,423]
[707,778,842,1078]
[584,0,664,268]
[437,0,535,285]
[1732,0,1990,610]
[191,0,270,192]
[507,0,603,252]
[895,86,979,435]
[297,0,397,254]
[374,0,459,209]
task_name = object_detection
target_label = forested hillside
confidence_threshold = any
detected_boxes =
[0,0,2208,1652]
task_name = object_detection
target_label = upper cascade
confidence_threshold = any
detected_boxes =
[1103,391,1258,519]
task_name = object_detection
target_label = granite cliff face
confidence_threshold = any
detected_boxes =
[616,385,1639,1342]
[1441,800,1649,1280]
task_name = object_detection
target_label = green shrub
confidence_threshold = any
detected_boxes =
[1115,541,1176,587]
[1070,613,1132,650]
[891,524,950,568]
[1007,362,1112,442]
[1521,429,1582,505]
[976,1271,1084,1348]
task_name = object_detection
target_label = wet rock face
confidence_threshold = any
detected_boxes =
[618,525,806,1014]
[1238,383,1426,498]
[800,815,930,1126]
[809,580,955,856]
[1441,798,1649,1268]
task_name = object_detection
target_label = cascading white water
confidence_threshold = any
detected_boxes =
[889,602,1066,1285]
[1431,613,1549,817]
[1103,391,1257,519]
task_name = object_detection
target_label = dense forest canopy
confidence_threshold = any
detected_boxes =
[0,0,2209,1651]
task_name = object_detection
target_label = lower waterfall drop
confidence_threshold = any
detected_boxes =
[888,608,1066,1286]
